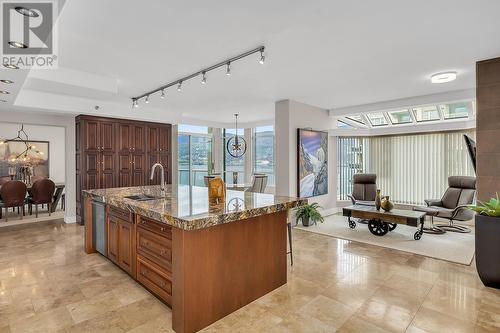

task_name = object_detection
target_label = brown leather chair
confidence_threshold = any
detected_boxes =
[414,176,476,233]
[27,179,56,218]
[0,180,27,221]
[347,173,377,206]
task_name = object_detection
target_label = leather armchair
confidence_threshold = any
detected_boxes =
[27,179,56,218]
[414,176,476,233]
[347,173,377,206]
[0,180,27,221]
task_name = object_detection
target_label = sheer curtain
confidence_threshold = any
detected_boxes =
[338,130,475,205]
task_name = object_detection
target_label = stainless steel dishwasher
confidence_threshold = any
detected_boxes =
[92,201,107,255]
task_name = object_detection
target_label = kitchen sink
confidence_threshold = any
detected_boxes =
[124,194,159,201]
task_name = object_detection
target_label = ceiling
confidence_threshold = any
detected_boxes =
[1,0,500,127]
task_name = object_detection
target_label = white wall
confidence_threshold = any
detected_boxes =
[275,100,337,215]
[0,111,76,223]
[0,123,66,183]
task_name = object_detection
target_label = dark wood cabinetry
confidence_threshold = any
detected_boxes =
[76,115,172,222]
[107,206,136,278]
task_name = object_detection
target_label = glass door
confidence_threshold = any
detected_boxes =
[178,133,213,186]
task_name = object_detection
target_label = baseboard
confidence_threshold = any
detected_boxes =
[64,215,77,224]
[321,207,341,217]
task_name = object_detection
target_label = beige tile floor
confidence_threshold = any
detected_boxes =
[0,219,499,333]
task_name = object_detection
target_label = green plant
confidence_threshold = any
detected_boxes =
[296,202,324,224]
[467,193,500,217]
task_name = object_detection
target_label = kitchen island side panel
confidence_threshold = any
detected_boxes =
[172,210,288,333]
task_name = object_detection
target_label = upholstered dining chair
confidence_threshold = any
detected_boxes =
[27,178,56,218]
[0,176,11,186]
[347,173,377,206]
[413,176,476,233]
[0,180,28,221]
[246,174,268,193]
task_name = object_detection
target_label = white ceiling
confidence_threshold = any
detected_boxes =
[2,0,500,127]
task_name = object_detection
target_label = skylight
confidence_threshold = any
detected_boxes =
[337,120,355,129]
[440,102,470,119]
[387,109,412,124]
[413,106,440,122]
[367,113,388,126]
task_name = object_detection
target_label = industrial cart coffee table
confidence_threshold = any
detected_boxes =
[343,205,427,240]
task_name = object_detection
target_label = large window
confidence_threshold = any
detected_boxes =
[337,130,476,205]
[223,128,245,185]
[253,125,275,186]
[178,125,213,186]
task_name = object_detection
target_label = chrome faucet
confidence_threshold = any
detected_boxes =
[150,163,166,196]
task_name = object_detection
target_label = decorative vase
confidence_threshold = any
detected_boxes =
[381,196,394,212]
[375,189,382,210]
[475,215,500,289]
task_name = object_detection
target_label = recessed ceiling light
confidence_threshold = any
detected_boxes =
[15,6,39,17]
[3,64,19,70]
[8,41,28,49]
[0,80,14,84]
[0,90,10,94]
[431,72,457,84]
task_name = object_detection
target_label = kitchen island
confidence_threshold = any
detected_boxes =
[83,184,305,333]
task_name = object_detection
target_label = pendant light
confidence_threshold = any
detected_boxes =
[226,114,247,158]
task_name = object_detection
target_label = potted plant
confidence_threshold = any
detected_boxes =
[296,202,324,227]
[468,193,500,289]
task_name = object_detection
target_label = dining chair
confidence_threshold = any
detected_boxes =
[0,176,11,186]
[27,179,56,218]
[0,180,28,221]
[246,174,268,193]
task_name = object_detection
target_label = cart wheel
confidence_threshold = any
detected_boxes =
[414,231,423,240]
[388,223,397,231]
[368,220,389,236]
[348,219,356,229]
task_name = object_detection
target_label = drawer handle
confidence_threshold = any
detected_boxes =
[141,221,145,224]
[160,281,166,287]
[160,249,166,255]
[160,227,165,231]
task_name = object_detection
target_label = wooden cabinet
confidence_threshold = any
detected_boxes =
[136,215,172,305]
[76,115,172,222]
[107,207,135,278]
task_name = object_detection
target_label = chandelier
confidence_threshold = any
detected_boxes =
[0,124,44,162]
[226,114,246,158]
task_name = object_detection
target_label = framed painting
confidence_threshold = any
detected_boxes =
[297,129,328,198]
[0,140,50,178]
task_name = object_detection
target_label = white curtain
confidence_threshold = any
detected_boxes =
[362,130,475,205]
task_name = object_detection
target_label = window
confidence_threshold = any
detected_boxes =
[440,102,470,119]
[367,112,388,126]
[253,125,275,186]
[337,120,354,129]
[337,130,476,205]
[178,125,213,186]
[223,128,245,185]
[412,106,440,122]
[387,109,412,124]
[345,115,365,125]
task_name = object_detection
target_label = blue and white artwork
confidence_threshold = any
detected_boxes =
[297,129,328,198]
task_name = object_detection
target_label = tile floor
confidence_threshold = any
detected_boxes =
[0,219,499,333]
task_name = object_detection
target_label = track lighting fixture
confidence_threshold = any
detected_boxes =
[130,45,265,106]
[259,49,265,64]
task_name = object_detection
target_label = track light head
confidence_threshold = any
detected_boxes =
[226,62,231,76]
[161,89,165,99]
[177,81,182,91]
[145,95,150,103]
[259,49,265,64]
[132,99,138,108]
[201,72,207,85]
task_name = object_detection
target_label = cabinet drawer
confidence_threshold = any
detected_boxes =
[137,216,171,238]
[109,205,132,222]
[137,257,172,305]
[137,227,172,272]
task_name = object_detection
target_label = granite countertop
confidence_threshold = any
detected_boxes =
[83,185,306,230]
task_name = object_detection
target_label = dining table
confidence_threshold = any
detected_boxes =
[0,182,65,213]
